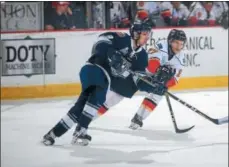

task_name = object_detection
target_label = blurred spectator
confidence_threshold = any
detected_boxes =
[188,2,228,26]
[215,2,228,29]
[136,2,171,27]
[109,2,130,28]
[137,2,160,15]
[92,2,104,28]
[161,2,189,26]
[45,1,76,30]
[69,2,87,28]
[188,2,207,26]
[121,2,137,23]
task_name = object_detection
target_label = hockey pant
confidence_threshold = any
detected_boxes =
[53,64,124,137]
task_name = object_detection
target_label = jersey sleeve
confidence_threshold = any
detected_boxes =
[88,34,114,66]
[147,52,162,73]
[166,52,185,88]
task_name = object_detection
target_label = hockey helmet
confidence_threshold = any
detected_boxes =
[168,29,187,44]
[129,10,153,40]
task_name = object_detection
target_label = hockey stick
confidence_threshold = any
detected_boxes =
[165,93,195,133]
[129,70,194,132]
[129,70,228,125]
[166,92,229,125]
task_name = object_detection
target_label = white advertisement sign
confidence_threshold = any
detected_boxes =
[1,27,228,87]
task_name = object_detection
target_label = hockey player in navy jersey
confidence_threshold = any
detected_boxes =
[42,12,155,146]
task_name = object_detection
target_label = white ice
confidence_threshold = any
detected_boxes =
[1,90,228,167]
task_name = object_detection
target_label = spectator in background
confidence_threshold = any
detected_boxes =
[161,2,189,26]
[188,2,228,26]
[110,2,130,28]
[136,1,160,15]
[121,2,137,23]
[45,1,76,30]
[92,2,104,28]
[188,2,207,26]
[136,1,171,27]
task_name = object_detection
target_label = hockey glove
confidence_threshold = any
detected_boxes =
[151,82,168,95]
[153,65,176,84]
[108,49,131,78]
[136,76,167,95]
[136,74,157,93]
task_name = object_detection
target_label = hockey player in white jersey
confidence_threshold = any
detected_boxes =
[129,29,187,130]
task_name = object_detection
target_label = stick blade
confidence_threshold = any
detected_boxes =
[217,116,229,125]
[176,125,195,134]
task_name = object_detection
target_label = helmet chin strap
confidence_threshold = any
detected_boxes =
[168,42,175,60]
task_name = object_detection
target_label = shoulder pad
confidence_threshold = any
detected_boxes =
[99,32,115,40]
[115,32,128,37]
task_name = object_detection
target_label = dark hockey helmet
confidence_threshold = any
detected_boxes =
[129,10,153,40]
[167,29,187,44]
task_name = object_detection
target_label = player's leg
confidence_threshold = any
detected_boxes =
[70,90,124,146]
[94,90,124,119]
[42,64,108,146]
[129,93,162,130]
[71,85,108,145]
[42,86,94,146]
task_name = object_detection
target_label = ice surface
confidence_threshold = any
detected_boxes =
[1,90,228,167]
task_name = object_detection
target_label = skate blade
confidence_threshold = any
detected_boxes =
[129,123,140,130]
[42,139,53,146]
[71,137,89,146]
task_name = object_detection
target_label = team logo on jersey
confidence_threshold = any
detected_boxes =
[148,48,158,54]
[119,47,129,55]
[156,43,163,50]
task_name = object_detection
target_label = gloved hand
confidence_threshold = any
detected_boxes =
[153,65,176,84]
[137,76,167,95]
[108,49,131,78]
[136,75,155,93]
[151,82,168,95]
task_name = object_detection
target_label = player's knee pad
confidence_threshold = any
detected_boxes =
[80,86,108,128]
[68,87,95,121]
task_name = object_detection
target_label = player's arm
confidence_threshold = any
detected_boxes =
[146,49,163,74]
[147,56,181,90]
[166,68,182,88]
[137,51,176,95]
[134,51,163,93]
[89,34,114,66]
[165,53,185,88]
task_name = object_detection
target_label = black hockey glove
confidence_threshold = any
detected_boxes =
[151,82,168,95]
[153,65,176,84]
[136,75,168,95]
[108,48,131,78]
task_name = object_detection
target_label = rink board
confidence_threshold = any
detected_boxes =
[1,27,228,99]
[1,76,228,100]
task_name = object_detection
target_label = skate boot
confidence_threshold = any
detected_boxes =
[42,130,56,146]
[129,114,143,130]
[71,125,92,146]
